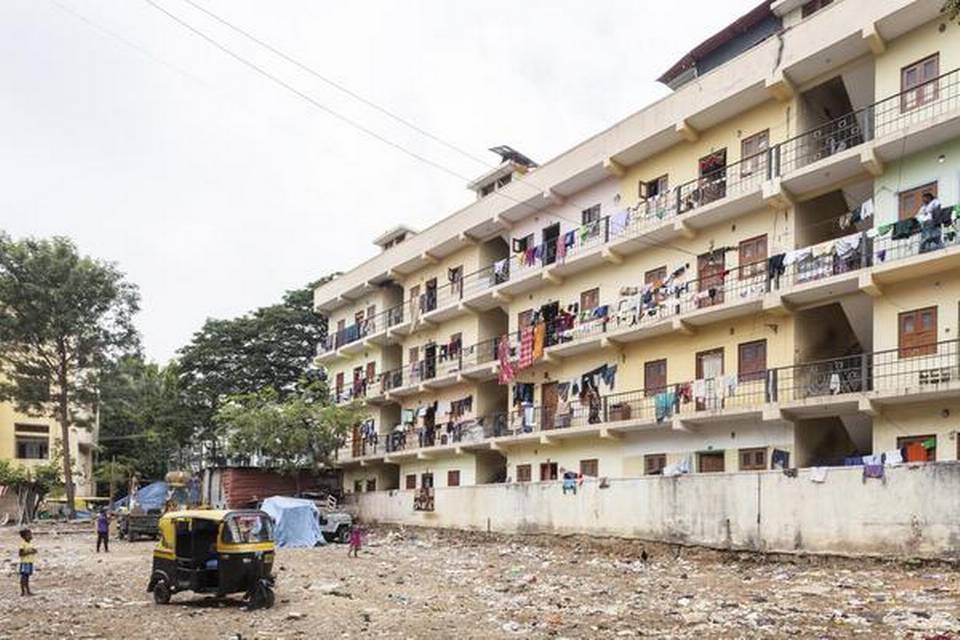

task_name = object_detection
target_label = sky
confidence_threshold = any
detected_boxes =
[0,0,761,362]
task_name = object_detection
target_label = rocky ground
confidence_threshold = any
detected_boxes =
[0,522,959,639]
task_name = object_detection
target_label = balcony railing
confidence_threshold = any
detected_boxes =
[342,339,960,461]
[319,302,406,355]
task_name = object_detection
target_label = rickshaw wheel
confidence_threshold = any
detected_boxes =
[153,581,172,605]
[249,582,274,610]
[263,586,275,609]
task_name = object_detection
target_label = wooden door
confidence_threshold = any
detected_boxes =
[901,54,939,112]
[698,452,725,473]
[697,251,726,307]
[644,359,667,397]
[899,307,937,358]
[542,223,560,265]
[738,340,767,383]
[541,382,559,431]
[351,423,362,457]
[539,462,558,481]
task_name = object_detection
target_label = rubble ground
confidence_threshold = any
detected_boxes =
[1,523,959,639]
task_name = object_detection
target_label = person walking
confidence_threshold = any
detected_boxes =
[96,509,110,553]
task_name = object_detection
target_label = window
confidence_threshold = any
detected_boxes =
[698,452,725,473]
[738,340,767,383]
[901,54,940,112]
[405,474,417,490]
[579,459,599,477]
[739,447,767,471]
[899,307,938,358]
[15,436,48,460]
[480,183,495,197]
[540,462,558,481]
[581,204,601,225]
[580,288,600,312]
[497,174,512,188]
[516,464,532,483]
[644,454,667,475]
[366,362,376,384]
[365,479,376,492]
[353,480,363,493]
[447,470,461,487]
[645,266,666,287]
[801,0,833,19]
[898,182,938,220]
[640,175,669,200]
[899,434,937,462]
[738,235,768,279]
[335,372,345,396]
[513,233,534,254]
[408,346,419,367]
[421,472,434,488]
[740,130,769,178]
[644,359,667,397]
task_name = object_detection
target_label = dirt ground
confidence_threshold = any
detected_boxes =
[1,523,959,639]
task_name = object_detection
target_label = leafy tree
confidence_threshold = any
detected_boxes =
[214,378,364,491]
[93,459,135,505]
[0,234,140,518]
[946,0,960,22]
[0,460,62,525]
[97,355,194,479]
[178,280,334,461]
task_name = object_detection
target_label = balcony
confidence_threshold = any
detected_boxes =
[316,303,406,362]
[373,336,500,399]
[426,69,960,310]
[336,339,960,465]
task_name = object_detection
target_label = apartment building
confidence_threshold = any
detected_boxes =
[315,0,960,495]
[0,401,97,495]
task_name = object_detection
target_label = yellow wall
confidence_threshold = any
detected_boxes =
[873,278,960,353]
[875,18,958,101]
[874,401,960,461]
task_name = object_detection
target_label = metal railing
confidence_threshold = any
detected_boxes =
[319,301,407,355]
[341,339,960,460]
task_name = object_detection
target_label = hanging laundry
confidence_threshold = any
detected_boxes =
[494,258,510,284]
[654,391,675,423]
[828,373,841,395]
[556,235,567,262]
[904,441,928,462]
[609,209,630,236]
[862,464,885,482]
[844,455,864,466]
[892,217,920,240]
[860,198,874,219]
[862,453,882,465]
[532,322,546,360]
[676,382,693,404]
[722,374,738,399]
[767,253,786,284]
[770,449,790,470]
[662,457,690,477]
[497,335,515,384]
[518,327,534,369]
[522,404,535,430]
[834,234,861,257]
[882,449,904,465]
[601,365,617,391]
[809,467,828,483]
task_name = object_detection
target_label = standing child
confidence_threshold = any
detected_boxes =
[96,509,110,553]
[18,528,36,596]
[348,524,363,558]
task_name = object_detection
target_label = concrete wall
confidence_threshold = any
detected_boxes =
[351,462,960,558]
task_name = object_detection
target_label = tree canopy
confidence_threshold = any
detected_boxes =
[0,234,139,517]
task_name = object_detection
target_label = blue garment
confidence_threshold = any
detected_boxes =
[655,392,675,423]
[844,456,864,466]
[19,563,33,576]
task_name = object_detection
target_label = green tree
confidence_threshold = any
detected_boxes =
[946,0,960,22]
[98,355,193,479]
[178,280,333,460]
[0,459,62,525]
[0,234,140,518]
[93,459,135,506]
[214,378,364,491]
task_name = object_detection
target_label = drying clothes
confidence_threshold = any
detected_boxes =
[862,464,885,482]
[555,235,567,262]
[654,391,675,423]
[882,449,904,465]
[809,467,828,483]
[401,409,415,424]
[837,212,854,231]
[676,382,693,404]
[892,217,920,240]
[920,222,943,254]
[601,364,617,391]
[767,253,786,283]
[860,198,874,219]
[557,382,571,402]
[518,327,535,369]
[834,234,861,258]
[783,247,811,266]
[770,449,790,470]
[609,209,631,236]
[511,238,526,254]
[522,404,535,430]
[662,457,690,477]
[923,436,937,450]
[563,230,576,248]
[861,453,882,465]
[692,378,707,401]
[876,223,894,237]
[532,322,546,360]
[722,374,738,399]
[783,468,799,478]
[497,335,515,384]
[512,383,534,406]
[844,455,864,466]
[494,259,510,284]
[828,373,841,395]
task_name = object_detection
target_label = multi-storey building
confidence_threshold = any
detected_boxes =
[315,0,960,496]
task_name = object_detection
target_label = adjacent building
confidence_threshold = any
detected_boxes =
[314,0,960,496]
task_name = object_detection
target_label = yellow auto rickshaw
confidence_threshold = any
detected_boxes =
[147,510,276,609]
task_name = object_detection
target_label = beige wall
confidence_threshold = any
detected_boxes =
[874,401,960,460]
[875,18,958,101]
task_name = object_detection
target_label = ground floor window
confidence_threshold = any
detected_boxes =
[447,470,460,487]
[644,454,666,475]
[516,464,532,482]
[698,451,725,473]
[405,474,417,489]
[579,459,599,477]
[738,447,767,471]
[897,434,937,462]
[540,462,558,481]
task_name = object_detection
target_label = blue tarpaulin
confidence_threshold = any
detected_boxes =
[112,481,168,512]
[260,496,325,548]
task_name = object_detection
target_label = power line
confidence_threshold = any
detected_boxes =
[143,0,701,259]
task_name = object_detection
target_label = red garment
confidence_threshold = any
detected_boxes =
[556,235,566,262]
[497,335,515,384]
[905,442,928,462]
[518,327,534,369]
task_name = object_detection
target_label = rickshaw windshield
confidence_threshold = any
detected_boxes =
[222,513,274,544]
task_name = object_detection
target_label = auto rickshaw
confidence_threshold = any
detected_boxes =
[147,510,276,609]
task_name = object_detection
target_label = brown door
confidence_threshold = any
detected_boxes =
[366,362,377,385]
[901,53,940,112]
[335,372,345,398]
[698,452,725,473]
[697,251,726,308]
[644,359,667,397]
[738,340,767,383]
[899,307,938,358]
[541,382,559,431]
[696,348,724,410]
[740,130,769,178]
[351,424,362,457]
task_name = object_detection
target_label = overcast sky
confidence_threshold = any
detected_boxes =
[0,0,760,362]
